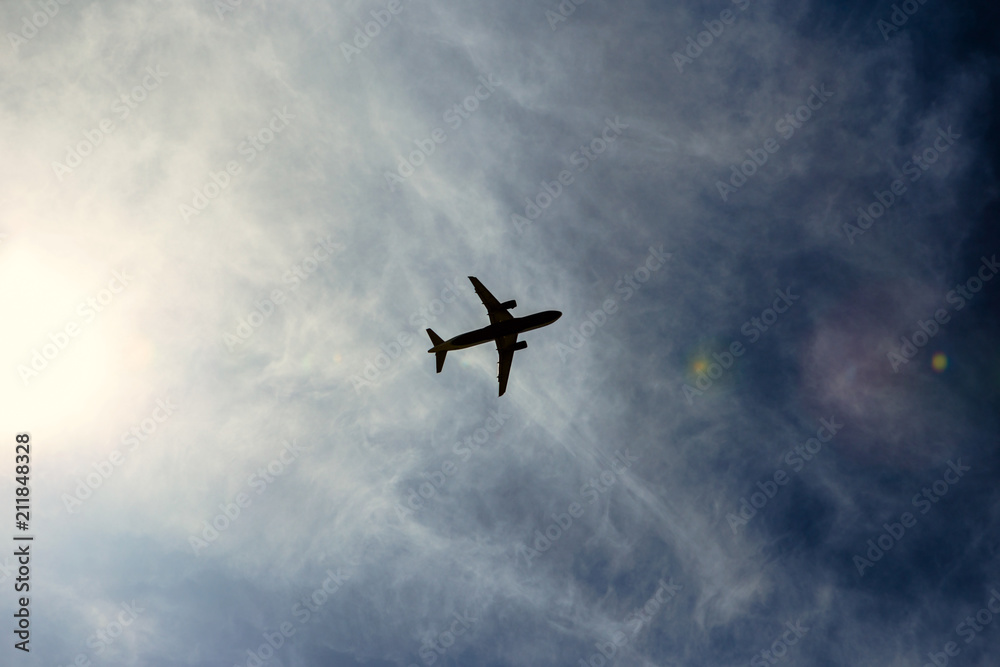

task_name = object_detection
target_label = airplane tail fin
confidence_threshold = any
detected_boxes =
[426,329,446,373]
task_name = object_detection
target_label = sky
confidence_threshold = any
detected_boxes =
[1,0,999,665]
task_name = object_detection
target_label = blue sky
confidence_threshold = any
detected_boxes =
[1,0,999,665]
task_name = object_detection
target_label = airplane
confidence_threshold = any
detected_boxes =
[426,277,562,396]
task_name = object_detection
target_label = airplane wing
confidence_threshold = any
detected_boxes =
[496,334,517,396]
[469,276,513,325]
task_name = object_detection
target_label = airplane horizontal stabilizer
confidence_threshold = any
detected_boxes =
[426,329,447,373]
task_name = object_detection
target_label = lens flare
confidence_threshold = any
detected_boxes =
[931,352,948,372]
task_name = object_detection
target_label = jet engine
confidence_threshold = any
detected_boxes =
[500,300,517,309]
[512,341,528,351]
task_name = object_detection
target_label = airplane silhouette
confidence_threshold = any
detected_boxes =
[426,277,562,396]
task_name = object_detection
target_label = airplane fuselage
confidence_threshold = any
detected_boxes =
[431,310,562,351]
